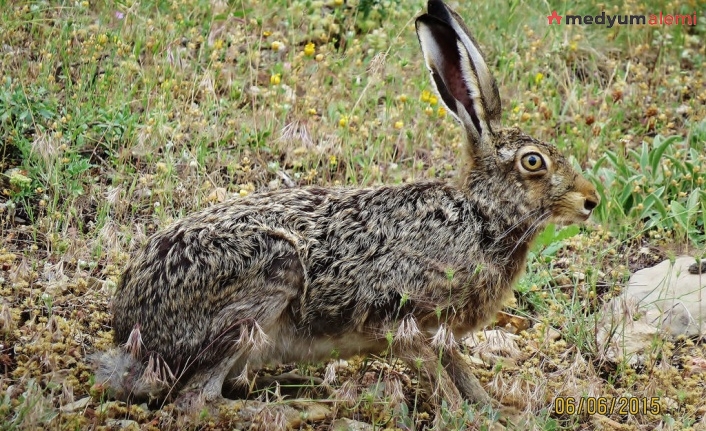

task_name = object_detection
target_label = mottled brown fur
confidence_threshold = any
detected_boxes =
[93,0,600,411]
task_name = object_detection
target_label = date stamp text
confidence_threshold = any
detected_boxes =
[553,397,662,416]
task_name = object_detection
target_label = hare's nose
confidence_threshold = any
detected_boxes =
[584,197,599,211]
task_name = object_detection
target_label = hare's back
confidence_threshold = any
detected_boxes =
[113,183,492,363]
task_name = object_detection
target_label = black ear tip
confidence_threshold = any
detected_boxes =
[415,13,455,37]
[426,0,452,22]
[427,0,445,9]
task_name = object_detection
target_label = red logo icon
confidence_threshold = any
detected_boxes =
[548,10,562,25]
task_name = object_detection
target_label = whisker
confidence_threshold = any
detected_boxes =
[507,210,551,257]
[497,208,544,241]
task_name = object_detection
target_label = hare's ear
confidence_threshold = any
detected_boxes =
[416,0,501,149]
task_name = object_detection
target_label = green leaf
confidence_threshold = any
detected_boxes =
[644,187,667,218]
[649,135,678,175]
[542,241,564,257]
[615,153,633,178]
[639,141,649,172]
[534,223,556,248]
[541,225,580,257]
[591,154,608,173]
[619,180,636,210]
[670,200,688,231]
[554,224,580,242]
[687,188,702,212]
[702,200,706,243]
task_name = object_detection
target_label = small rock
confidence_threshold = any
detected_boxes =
[494,311,529,334]
[689,259,706,274]
[572,271,585,281]
[268,179,281,190]
[207,187,228,203]
[60,396,91,413]
[530,324,561,342]
[331,418,374,431]
[590,414,633,430]
[333,359,349,371]
[105,419,139,430]
[466,329,523,366]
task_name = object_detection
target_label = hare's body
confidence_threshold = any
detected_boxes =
[116,179,525,368]
[95,0,600,411]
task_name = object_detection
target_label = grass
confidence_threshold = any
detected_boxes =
[1,0,705,429]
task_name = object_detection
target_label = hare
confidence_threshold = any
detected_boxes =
[94,0,599,413]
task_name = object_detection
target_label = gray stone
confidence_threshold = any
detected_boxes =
[598,256,706,364]
[331,418,374,431]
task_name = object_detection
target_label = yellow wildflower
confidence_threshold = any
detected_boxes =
[304,42,315,57]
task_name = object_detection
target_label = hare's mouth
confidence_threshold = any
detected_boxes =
[550,208,593,226]
[550,192,598,225]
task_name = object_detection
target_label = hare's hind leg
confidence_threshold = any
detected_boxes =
[441,347,493,405]
[443,347,526,423]
[390,317,464,410]
[390,318,495,410]
[176,350,247,410]
[396,343,465,410]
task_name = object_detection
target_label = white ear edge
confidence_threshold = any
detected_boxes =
[446,19,500,130]
[454,26,494,101]
[417,22,485,143]
[456,39,489,139]
[416,23,444,74]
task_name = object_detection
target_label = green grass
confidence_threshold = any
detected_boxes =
[1,0,705,429]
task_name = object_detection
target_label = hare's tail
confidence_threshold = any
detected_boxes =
[91,348,141,400]
[92,347,176,401]
[92,326,175,401]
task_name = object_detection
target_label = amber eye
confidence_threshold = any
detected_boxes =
[520,152,545,172]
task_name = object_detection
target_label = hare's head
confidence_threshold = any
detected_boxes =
[416,0,599,227]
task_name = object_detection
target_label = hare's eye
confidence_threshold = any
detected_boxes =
[520,153,545,172]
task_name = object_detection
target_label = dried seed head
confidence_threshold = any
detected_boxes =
[323,362,338,387]
[233,362,252,388]
[431,324,456,352]
[383,376,406,407]
[367,52,387,78]
[394,315,422,347]
[333,380,359,409]
[124,324,143,359]
[139,354,175,388]
[279,120,313,147]
[0,304,14,333]
[236,321,270,353]
[253,407,287,431]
